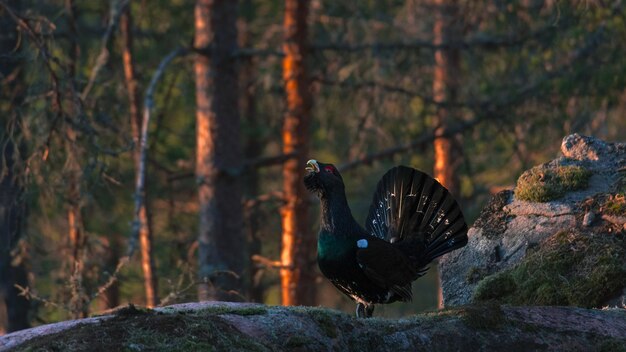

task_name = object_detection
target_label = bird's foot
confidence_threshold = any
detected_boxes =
[356,303,375,318]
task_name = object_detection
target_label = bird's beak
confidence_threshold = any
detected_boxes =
[306,159,320,173]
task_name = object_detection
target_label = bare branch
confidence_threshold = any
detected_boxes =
[90,257,129,301]
[81,0,130,100]
[312,76,448,107]
[129,46,189,257]
[244,191,285,209]
[311,23,559,53]
[243,152,297,169]
[338,117,486,172]
[0,0,64,119]
[251,254,290,269]
[234,47,285,58]
[14,285,61,309]
[337,18,610,172]
[228,22,561,59]
[166,153,297,182]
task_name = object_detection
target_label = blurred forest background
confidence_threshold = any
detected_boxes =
[1,0,626,333]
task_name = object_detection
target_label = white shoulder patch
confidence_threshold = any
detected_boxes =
[356,239,368,248]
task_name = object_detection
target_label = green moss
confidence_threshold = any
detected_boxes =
[603,193,626,216]
[307,309,338,338]
[473,230,626,308]
[466,266,489,284]
[458,304,507,330]
[16,312,270,352]
[113,303,154,317]
[597,338,626,352]
[197,305,268,316]
[284,335,315,348]
[473,273,517,300]
[515,165,592,202]
[558,165,593,190]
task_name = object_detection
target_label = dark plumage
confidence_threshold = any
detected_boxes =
[304,159,468,318]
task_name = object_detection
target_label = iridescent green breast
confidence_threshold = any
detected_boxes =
[317,231,356,261]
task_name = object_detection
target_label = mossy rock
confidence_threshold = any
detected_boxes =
[454,304,507,330]
[473,273,517,300]
[306,309,339,338]
[196,305,268,316]
[465,266,490,284]
[473,190,514,239]
[15,311,270,352]
[602,175,626,216]
[7,304,626,351]
[473,230,626,307]
[515,165,592,202]
[604,196,626,216]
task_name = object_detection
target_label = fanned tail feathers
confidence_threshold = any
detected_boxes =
[365,166,468,263]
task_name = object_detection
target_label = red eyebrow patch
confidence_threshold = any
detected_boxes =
[324,166,336,173]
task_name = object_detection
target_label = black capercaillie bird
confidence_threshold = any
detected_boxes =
[304,159,468,318]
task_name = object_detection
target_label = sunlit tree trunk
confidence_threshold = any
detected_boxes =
[433,0,462,309]
[194,0,245,301]
[66,172,88,319]
[65,0,88,319]
[121,4,158,308]
[281,0,315,306]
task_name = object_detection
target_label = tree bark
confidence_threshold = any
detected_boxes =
[97,237,120,311]
[432,0,462,198]
[0,1,30,333]
[238,2,264,303]
[432,0,462,309]
[0,142,29,333]
[64,0,88,319]
[194,0,245,301]
[66,181,88,319]
[280,0,315,306]
[121,4,158,309]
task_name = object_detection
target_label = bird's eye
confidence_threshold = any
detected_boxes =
[324,166,335,174]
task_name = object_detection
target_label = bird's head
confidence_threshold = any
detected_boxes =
[304,159,344,196]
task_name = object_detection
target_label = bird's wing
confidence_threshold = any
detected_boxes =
[355,238,427,302]
[364,166,468,261]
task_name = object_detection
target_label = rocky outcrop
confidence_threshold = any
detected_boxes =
[440,134,626,307]
[1,302,626,351]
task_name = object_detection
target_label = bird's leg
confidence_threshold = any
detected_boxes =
[356,303,366,318]
[356,303,375,318]
[365,304,374,318]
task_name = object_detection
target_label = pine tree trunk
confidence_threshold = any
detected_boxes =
[66,184,88,319]
[63,0,88,319]
[0,141,29,333]
[98,237,120,310]
[432,0,462,197]
[238,4,264,303]
[280,0,316,306]
[432,0,462,309]
[121,5,158,308]
[0,0,30,333]
[194,0,245,301]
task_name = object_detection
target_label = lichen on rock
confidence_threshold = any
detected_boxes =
[473,190,514,239]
